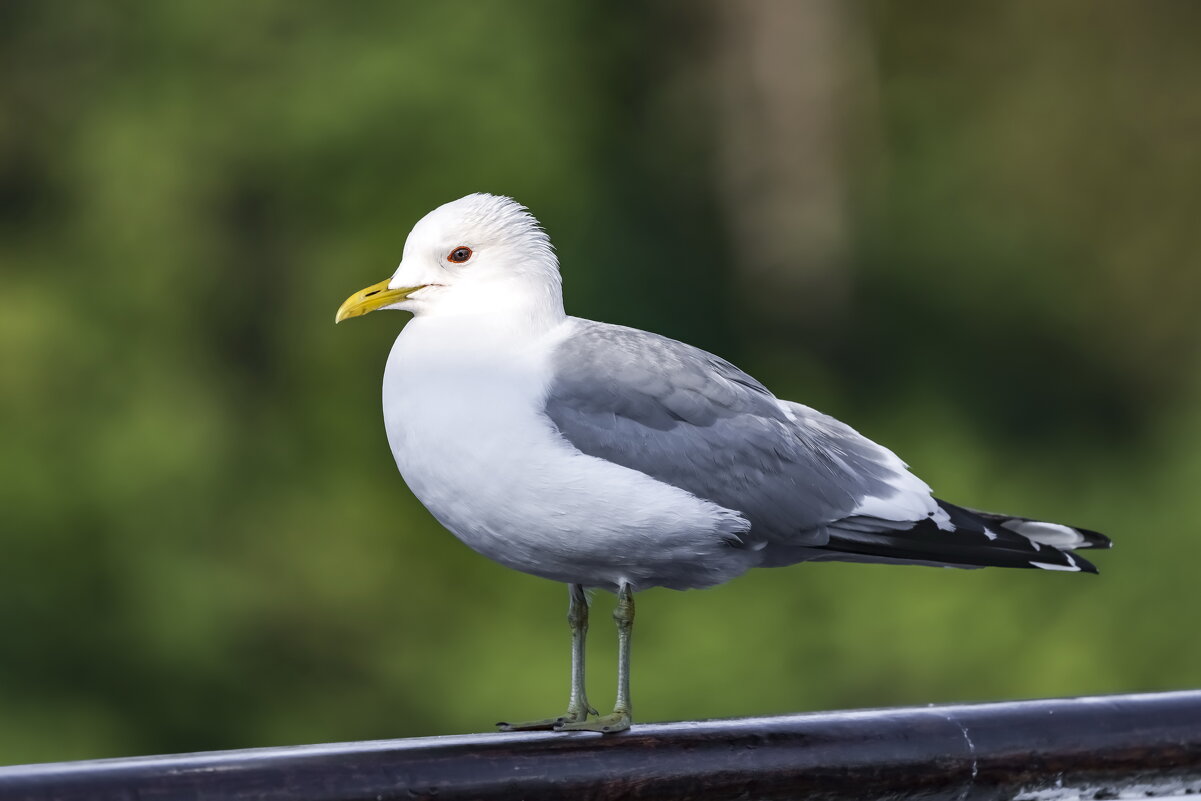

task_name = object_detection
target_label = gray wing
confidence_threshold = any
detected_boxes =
[543,320,920,545]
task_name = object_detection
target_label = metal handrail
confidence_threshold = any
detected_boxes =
[2,690,1199,800]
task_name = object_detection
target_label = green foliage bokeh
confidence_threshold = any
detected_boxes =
[1,1,1199,764]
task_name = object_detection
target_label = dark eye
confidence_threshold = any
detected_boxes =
[447,246,472,264]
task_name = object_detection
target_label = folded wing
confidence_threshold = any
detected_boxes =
[544,320,1109,572]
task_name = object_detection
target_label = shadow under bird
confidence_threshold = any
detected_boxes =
[335,193,1111,734]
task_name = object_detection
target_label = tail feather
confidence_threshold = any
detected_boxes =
[817,499,1109,574]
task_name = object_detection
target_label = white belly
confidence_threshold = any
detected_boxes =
[380,317,752,591]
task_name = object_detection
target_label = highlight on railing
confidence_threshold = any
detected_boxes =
[0,690,1198,801]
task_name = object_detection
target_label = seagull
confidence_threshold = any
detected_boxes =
[335,193,1111,734]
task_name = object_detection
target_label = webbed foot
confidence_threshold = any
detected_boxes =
[554,709,631,734]
[497,704,595,732]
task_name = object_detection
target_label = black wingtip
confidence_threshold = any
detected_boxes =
[1073,526,1113,550]
[838,500,1113,574]
[1071,552,1101,574]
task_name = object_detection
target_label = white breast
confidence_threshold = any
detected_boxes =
[381,316,752,591]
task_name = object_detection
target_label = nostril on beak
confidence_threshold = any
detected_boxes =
[364,290,381,297]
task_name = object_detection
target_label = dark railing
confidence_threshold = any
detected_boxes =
[1,690,1199,801]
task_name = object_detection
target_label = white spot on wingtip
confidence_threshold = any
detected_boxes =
[1006,520,1087,548]
[931,506,956,532]
[1029,560,1081,572]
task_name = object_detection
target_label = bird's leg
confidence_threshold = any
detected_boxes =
[565,583,598,720]
[557,581,634,733]
[497,583,597,731]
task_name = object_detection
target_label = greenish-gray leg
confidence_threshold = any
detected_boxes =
[565,583,597,719]
[613,582,634,719]
[557,581,634,733]
[497,583,596,731]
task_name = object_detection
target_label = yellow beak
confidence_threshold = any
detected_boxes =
[335,279,425,324]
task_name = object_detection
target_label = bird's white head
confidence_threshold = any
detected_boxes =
[336,193,564,327]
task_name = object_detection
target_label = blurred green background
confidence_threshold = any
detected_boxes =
[2,0,1199,765]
